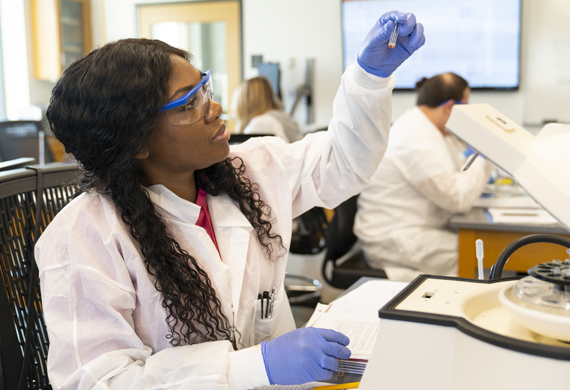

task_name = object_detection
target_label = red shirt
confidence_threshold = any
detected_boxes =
[195,188,220,254]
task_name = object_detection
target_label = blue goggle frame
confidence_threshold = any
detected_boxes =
[159,70,212,112]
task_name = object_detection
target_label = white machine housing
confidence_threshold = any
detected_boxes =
[359,105,570,390]
[445,104,570,230]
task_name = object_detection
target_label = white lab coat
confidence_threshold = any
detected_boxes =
[35,64,396,390]
[354,107,494,282]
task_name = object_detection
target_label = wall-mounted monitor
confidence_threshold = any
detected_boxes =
[342,0,521,90]
[258,62,281,99]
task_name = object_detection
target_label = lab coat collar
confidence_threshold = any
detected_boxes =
[145,185,253,317]
[208,193,253,318]
[145,184,200,224]
[144,185,253,230]
[207,194,254,231]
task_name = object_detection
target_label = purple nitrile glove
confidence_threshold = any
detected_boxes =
[357,10,426,77]
[261,327,351,385]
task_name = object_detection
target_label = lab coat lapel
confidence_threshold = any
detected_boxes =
[208,194,253,318]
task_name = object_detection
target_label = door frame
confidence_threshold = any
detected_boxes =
[138,0,243,119]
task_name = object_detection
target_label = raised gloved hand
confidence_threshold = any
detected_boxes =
[357,10,426,77]
[261,327,351,385]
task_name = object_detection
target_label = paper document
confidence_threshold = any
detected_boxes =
[488,207,559,224]
[252,382,329,390]
[473,196,541,209]
[309,280,408,359]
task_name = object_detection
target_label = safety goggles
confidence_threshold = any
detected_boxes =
[159,70,214,126]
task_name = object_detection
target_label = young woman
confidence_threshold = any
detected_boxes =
[37,11,424,390]
[233,76,304,143]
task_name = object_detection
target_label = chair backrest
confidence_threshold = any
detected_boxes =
[290,207,328,255]
[321,195,387,288]
[0,158,36,172]
[0,121,54,165]
[0,163,79,390]
[324,195,359,262]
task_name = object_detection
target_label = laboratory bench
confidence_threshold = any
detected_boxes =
[449,208,570,278]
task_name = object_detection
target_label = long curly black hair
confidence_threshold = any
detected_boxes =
[46,38,284,348]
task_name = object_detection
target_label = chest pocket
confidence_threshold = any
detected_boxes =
[251,296,283,345]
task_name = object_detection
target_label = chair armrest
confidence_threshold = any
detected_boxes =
[0,157,35,171]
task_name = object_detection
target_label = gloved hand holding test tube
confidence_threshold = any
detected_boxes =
[356,11,425,78]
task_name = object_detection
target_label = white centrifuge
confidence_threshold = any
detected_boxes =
[359,104,570,389]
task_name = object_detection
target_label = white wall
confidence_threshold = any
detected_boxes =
[241,0,343,130]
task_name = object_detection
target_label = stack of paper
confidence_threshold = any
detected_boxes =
[307,280,408,375]
[473,195,541,209]
[487,207,558,224]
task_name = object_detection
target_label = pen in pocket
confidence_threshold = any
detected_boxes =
[258,293,263,319]
[268,286,276,318]
[262,291,269,318]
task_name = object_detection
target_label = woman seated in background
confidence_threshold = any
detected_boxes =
[233,76,304,143]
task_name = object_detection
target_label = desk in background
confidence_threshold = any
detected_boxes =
[450,208,570,278]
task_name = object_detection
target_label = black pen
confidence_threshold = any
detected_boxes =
[258,293,263,319]
[262,291,269,319]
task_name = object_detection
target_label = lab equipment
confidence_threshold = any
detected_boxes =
[475,239,484,280]
[357,104,570,389]
[261,327,351,385]
[356,11,425,77]
[388,22,399,49]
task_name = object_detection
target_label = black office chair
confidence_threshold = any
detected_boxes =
[289,207,328,255]
[0,158,36,172]
[229,133,273,145]
[0,121,54,165]
[321,195,387,289]
[0,163,79,390]
[286,207,328,308]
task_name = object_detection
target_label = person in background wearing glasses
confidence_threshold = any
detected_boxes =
[38,11,424,390]
[354,72,495,283]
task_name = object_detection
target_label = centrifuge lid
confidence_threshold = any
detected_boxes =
[446,104,570,232]
[511,275,570,315]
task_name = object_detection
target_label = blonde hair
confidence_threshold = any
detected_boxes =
[234,76,283,133]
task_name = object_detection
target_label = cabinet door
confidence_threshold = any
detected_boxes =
[32,0,92,80]
[60,0,92,69]
[138,1,241,125]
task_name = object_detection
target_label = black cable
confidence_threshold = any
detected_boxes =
[490,234,570,279]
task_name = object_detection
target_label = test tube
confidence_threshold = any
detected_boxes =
[388,22,399,49]
[337,359,345,378]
